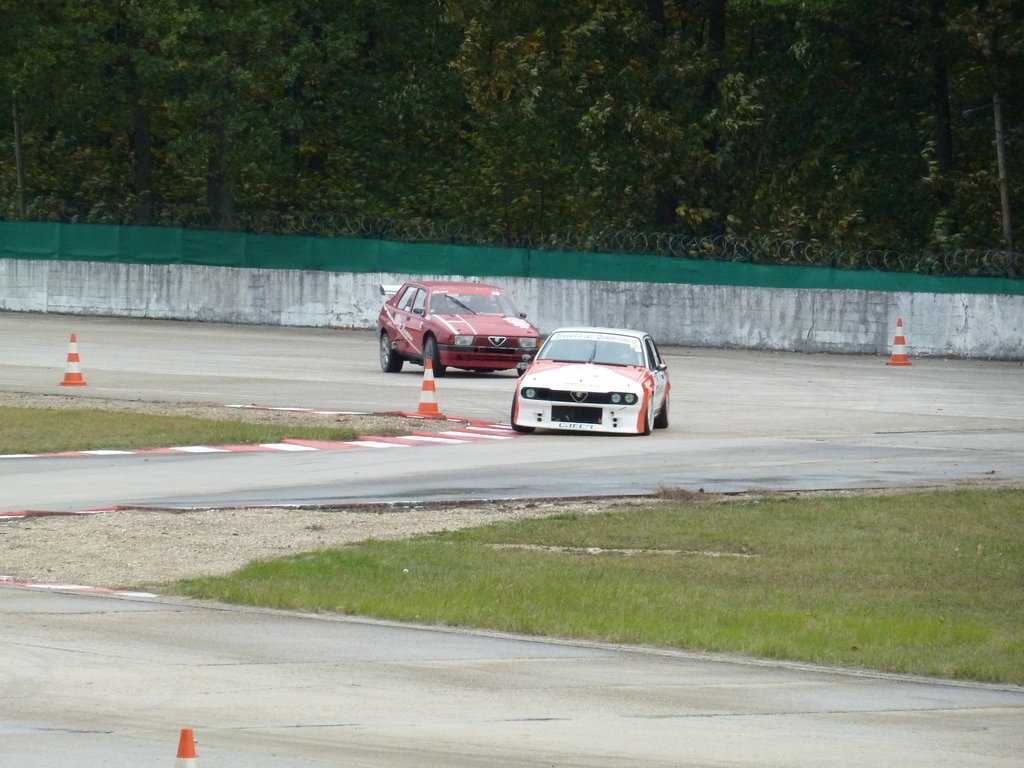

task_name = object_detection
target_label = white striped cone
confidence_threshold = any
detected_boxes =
[416,358,443,417]
[886,318,912,366]
[175,728,197,767]
[59,333,88,385]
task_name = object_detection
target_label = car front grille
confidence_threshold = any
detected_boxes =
[475,336,520,348]
[527,388,619,404]
[468,346,520,355]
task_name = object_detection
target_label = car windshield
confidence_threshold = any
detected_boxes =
[538,333,644,366]
[429,291,519,317]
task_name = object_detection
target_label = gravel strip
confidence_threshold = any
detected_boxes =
[0,499,623,591]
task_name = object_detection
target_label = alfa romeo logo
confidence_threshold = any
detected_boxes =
[488,336,506,346]
[571,391,588,402]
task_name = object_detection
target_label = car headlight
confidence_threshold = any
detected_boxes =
[519,337,538,349]
[624,393,638,404]
[522,387,537,399]
[610,393,622,403]
[453,335,474,346]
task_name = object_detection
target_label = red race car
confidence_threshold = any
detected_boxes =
[377,281,540,377]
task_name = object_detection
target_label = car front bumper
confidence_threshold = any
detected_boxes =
[439,344,535,369]
[513,397,645,434]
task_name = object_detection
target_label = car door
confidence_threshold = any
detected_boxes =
[644,336,669,409]
[405,288,427,355]
[389,285,420,356]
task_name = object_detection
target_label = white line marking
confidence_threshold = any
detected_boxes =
[401,435,472,444]
[440,431,512,440]
[168,446,231,453]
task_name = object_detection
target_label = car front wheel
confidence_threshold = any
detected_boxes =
[423,336,447,377]
[379,332,404,373]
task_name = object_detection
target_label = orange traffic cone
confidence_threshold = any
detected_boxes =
[415,358,444,417]
[175,728,198,767]
[59,333,88,386]
[886,318,912,366]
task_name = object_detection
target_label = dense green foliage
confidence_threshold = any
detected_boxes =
[1,1,1020,254]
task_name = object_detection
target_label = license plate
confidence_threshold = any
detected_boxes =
[551,404,602,425]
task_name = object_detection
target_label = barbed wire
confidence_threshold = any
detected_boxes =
[2,198,1018,279]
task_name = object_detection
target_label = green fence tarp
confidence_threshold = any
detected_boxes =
[1,221,1021,296]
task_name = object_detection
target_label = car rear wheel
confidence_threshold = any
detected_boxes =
[510,402,535,434]
[423,336,447,377]
[653,393,669,429]
[379,332,404,373]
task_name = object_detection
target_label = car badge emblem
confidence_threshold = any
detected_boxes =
[488,336,506,346]
[571,391,588,402]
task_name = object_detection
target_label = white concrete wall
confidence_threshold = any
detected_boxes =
[2,258,1022,359]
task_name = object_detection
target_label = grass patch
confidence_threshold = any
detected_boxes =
[171,488,1024,684]
[0,406,364,453]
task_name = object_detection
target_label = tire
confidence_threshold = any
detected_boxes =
[379,332,404,373]
[510,401,535,434]
[653,392,669,429]
[423,336,447,377]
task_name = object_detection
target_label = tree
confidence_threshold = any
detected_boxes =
[0,0,1017,254]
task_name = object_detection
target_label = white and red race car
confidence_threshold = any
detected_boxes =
[511,327,670,435]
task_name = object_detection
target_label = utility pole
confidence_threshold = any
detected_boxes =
[13,94,26,218]
[993,92,1014,254]
[963,92,1015,261]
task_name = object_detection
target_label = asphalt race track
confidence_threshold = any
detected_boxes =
[2,310,1023,767]
[2,311,1023,513]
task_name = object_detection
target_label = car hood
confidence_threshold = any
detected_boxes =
[521,361,648,390]
[432,314,536,336]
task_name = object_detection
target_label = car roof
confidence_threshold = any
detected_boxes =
[546,326,650,340]
[405,281,507,292]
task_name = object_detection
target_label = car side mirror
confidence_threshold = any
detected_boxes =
[412,307,424,316]
[517,354,532,376]
[519,312,528,319]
